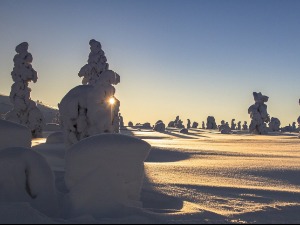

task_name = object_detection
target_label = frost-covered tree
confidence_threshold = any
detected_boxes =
[187,119,191,129]
[59,40,120,146]
[231,119,236,130]
[242,121,248,130]
[237,121,242,130]
[5,42,44,138]
[269,117,281,132]
[248,92,270,134]
[206,116,217,129]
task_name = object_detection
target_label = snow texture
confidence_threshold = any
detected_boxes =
[46,132,64,144]
[64,134,151,217]
[0,119,31,150]
[248,92,270,134]
[206,116,217,129]
[0,147,58,216]
[59,40,120,146]
[153,121,166,132]
[5,42,44,138]
[269,117,281,132]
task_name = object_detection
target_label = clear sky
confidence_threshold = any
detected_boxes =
[0,0,299,126]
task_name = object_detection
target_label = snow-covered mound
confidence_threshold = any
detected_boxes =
[65,134,151,217]
[46,132,64,144]
[0,147,58,216]
[0,119,31,150]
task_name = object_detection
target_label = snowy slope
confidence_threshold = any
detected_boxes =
[12,128,297,224]
[0,94,58,123]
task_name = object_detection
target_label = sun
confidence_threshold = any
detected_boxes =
[109,97,115,105]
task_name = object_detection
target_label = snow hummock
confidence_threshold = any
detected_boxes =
[5,42,44,138]
[0,119,31,150]
[0,147,58,217]
[64,134,151,217]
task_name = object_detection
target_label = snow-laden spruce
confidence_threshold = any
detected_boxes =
[0,119,31,150]
[64,134,151,217]
[248,92,270,134]
[0,147,58,216]
[206,116,217,129]
[269,117,281,132]
[5,42,44,138]
[59,40,120,146]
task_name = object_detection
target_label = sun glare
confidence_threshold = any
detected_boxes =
[109,97,115,105]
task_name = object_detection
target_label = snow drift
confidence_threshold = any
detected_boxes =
[64,134,151,217]
[0,147,58,216]
[0,119,31,150]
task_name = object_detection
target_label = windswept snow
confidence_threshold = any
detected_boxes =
[0,128,299,223]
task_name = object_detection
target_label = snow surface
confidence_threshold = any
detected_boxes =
[45,123,61,132]
[0,147,58,217]
[64,134,151,218]
[1,128,300,223]
[0,119,31,150]
[46,132,64,144]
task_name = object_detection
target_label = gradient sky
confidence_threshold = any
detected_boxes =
[0,0,299,126]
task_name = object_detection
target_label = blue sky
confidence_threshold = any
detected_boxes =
[0,0,299,125]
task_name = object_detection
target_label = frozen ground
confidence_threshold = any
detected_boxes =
[2,128,300,224]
